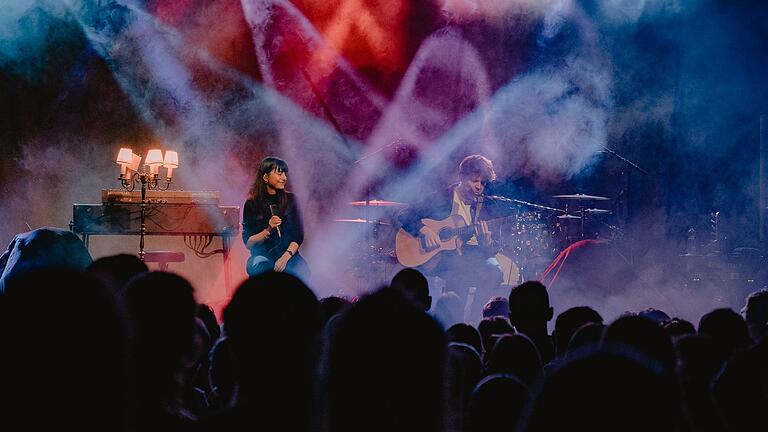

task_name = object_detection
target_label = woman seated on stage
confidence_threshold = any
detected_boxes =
[242,157,309,280]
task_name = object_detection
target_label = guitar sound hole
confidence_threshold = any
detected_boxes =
[438,228,452,241]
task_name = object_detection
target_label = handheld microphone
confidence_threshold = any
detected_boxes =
[269,204,282,238]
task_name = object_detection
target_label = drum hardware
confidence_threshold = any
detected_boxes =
[333,218,392,226]
[342,197,402,257]
[340,192,624,288]
[552,194,610,201]
[553,194,612,242]
[336,202,401,294]
[484,195,564,279]
[348,199,406,207]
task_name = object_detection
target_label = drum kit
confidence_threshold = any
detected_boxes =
[333,193,618,291]
[332,199,405,293]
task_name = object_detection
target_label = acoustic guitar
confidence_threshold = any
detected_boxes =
[395,214,517,268]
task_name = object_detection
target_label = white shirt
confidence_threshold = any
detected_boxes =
[451,188,478,246]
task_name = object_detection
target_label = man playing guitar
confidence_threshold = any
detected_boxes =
[397,155,505,323]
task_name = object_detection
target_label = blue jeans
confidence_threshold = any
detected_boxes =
[246,253,310,282]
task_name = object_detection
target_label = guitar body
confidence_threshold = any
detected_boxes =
[395,215,469,268]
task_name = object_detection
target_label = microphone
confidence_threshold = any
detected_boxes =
[269,204,282,238]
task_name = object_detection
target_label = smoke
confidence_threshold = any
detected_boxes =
[0,1,68,72]
[442,0,573,22]
[2,0,766,318]
[284,1,613,297]
[540,1,766,323]
[0,0,359,300]
[361,1,610,202]
[590,0,702,26]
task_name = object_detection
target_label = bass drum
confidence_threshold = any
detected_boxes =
[496,210,560,281]
[505,210,558,259]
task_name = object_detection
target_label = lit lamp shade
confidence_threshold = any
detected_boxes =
[145,149,164,174]
[163,150,179,178]
[117,148,133,176]
[116,148,133,165]
[129,153,142,172]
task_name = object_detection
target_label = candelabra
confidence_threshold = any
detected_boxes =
[116,147,179,260]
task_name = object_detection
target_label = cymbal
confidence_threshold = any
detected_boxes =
[348,199,406,207]
[557,214,582,219]
[334,218,392,226]
[552,194,610,201]
[583,208,611,214]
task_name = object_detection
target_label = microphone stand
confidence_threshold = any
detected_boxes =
[353,139,402,165]
[600,145,648,175]
[352,142,402,290]
[485,195,567,213]
[599,145,648,265]
[353,138,404,237]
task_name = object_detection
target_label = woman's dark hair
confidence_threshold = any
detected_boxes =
[248,156,289,212]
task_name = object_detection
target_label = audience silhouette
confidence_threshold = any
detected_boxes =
[323,287,445,432]
[319,295,353,326]
[4,242,768,432]
[446,322,483,356]
[741,289,768,343]
[445,342,483,431]
[481,296,510,319]
[508,281,554,364]
[663,317,697,341]
[485,333,543,387]
[0,268,128,429]
[519,348,681,432]
[469,374,530,432]
[124,271,199,430]
[478,316,514,357]
[87,253,148,296]
[200,271,322,432]
[698,308,752,358]
[565,322,605,358]
[0,227,92,294]
[674,334,727,432]
[712,334,768,431]
[602,314,677,375]
[391,267,432,311]
[553,306,603,358]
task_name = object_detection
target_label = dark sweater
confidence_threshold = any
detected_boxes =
[242,192,304,259]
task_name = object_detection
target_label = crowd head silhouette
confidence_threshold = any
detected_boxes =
[1,229,767,431]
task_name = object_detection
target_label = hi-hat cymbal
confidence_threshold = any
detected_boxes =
[348,199,406,207]
[334,218,392,226]
[552,194,610,201]
[557,214,582,219]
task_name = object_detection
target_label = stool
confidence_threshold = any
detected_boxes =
[143,251,186,271]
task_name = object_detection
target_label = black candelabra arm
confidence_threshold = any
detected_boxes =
[119,171,139,191]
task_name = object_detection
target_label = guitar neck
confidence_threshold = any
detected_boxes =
[456,215,517,236]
